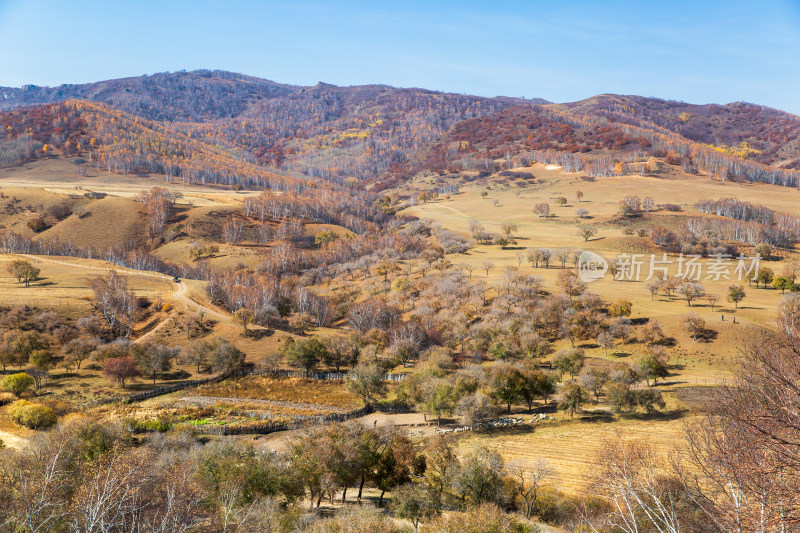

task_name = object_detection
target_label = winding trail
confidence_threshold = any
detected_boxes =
[16,253,230,341]
[0,430,27,449]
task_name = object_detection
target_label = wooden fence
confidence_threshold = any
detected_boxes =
[78,372,231,409]
[177,401,412,436]
[192,404,376,436]
[78,366,407,410]
[252,369,406,382]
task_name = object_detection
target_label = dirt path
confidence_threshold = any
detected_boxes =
[0,429,27,449]
[420,202,471,220]
[17,254,231,341]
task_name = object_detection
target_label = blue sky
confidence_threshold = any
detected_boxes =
[1,0,799,112]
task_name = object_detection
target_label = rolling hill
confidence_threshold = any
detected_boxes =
[557,94,800,169]
[0,70,297,121]
[2,70,800,191]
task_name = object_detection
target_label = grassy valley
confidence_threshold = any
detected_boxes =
[0,69,799,532]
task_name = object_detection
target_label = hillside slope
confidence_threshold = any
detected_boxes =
[556,94,800,169]
[3,71,800,190]
[0,70,297,121]
[0,72,528,183]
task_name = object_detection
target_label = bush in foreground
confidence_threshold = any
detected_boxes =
[7,400,57,429]
[2,373,35,396]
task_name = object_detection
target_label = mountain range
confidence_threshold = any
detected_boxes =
[2,69,799,190]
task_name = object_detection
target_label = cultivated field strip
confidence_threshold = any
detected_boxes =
[460,417,688,494]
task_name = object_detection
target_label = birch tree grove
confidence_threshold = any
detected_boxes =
[87,271,137,337]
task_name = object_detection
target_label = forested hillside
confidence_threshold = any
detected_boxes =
[0,70,296,121]
[558,94,800,169]
[3,70,800,190]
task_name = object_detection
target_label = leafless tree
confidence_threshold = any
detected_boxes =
[533,203,550,218]
[88,271,137,337]
[555,248,572,268]
[678,298,800,530]
[223,219,244,245]
[508,458,552,519]
[587,436,683,533]
[579,226,598,241]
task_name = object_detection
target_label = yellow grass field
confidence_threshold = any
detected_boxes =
[402,165,793,380]
[0,157,791,486]
[195,375,364,411]
[0,253,171,318]
[399,163,799,492]
[459,415,688,494]
[0,157,256,204]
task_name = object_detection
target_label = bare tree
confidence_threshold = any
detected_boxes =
[705,293,719,311]
[678,297,800,530]
[678,282,705,306]
[508,459,552,519]
[588,437,683,533]
[596,331,615,356]
[223,219,244,245]
[88,271,137,337]
[555,248,572,268]
[646,279,662,301]
[579,226,598,242]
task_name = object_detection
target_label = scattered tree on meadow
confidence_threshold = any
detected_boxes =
[533,203,550,218]
[639,320,665,346]
[102,356,140,388]
[727,284,746,309]
[681,313,707,342]
[6,260,40,287]
[635,347,671,386]
[559,383,587,418]
[773,276,795,293]
[208,338,245,374]
[233,308,255,337]
[553,349,586,382]
[578,225,597,241]
[646,279,662,301]
[782,260,800,283]
[131,342,178,383]
[608,299,633,317]
[597,331,615,356]
[679,281,705,306]
[620,195,641,217]
[580,367,611,404]
[756,266,774,288]
[180,339,212,373]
